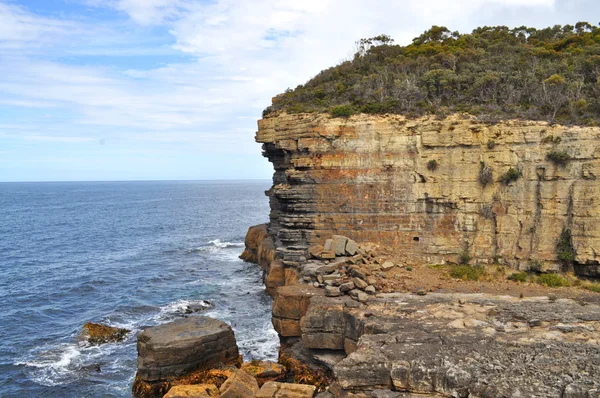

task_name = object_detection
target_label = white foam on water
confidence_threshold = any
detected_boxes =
[17,342,116,387]
[157,299,214,319]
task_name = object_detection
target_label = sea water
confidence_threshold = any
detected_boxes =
[0,180,277,397]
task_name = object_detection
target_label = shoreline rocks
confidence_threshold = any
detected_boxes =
[78,322,130,346]
[136,316,239,382]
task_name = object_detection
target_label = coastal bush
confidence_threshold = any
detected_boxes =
[449,265,486,281]
[267,23,600,126]
[499,167,521,184]
[478,161,493,187]
[427,159,438,171]
[536,273,570,287]
[556,228,576,263]
[508,272,528,282]
[546,149,572,166]
[487,140,496,149]
[330,105,354,118]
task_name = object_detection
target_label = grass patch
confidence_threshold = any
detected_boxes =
[536,273,570,287]
[508,272,528,282]
[584,283,600,293]
[449,265,486,281]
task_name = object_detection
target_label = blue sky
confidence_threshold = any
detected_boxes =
[1,0,598,181]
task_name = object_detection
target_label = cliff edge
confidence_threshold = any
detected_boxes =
[258,112,600,277]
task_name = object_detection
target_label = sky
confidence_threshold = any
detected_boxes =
[0,0,598,182]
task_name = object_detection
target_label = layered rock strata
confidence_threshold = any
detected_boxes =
[135,317,239,382]
[257,112,600,275]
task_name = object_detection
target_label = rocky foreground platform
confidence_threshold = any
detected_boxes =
[243,223,600,397]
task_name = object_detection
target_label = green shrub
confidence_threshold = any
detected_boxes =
[478,161,493,186]
[546,150,572,166]
[458,249,472,265]
[499,167,521,184]
[427,159,438,171]
[487,140,496,149]
[584,283,600,293]
[508,272,528,282]
[330,105,354,118]
[449,265,486,281]
[536,273,570,287]
[406,266,413,271]
[556,228,576,263]
[267,24,600,126]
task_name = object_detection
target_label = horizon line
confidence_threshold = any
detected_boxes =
[0,178,272,184]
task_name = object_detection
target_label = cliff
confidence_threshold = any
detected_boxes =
[258,112,600,277]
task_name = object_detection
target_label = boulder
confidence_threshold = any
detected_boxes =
[241,360,285,379]
[324,239,334,251]
[163,384,219,398]
[345,239,358,256]
[256,381,317,397]
[381,261,395,271]
[325,286,342,297]
[136,316,239,382]
[219,369,260,398]
[78,322,129,346]
[332,235,348,256]
[272,285,324,337]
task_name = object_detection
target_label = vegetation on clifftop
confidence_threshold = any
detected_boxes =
[265,23,600,125]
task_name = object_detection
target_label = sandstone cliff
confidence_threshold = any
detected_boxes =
[257,112,600,277]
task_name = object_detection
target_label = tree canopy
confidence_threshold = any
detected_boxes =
[265,23,600,125]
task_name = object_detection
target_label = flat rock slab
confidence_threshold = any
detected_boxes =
[257,381,317,397]
[219,369,260,398]
[332,293,600,396]
[136,316,239,382]
[163,384,219,398]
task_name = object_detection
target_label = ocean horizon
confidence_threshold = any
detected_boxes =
[0,180,278,397]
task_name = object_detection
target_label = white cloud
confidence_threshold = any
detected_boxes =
[0,2,75,48]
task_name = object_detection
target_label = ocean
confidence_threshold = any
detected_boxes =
[0,180,277,397]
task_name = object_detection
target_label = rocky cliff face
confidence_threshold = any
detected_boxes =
[257,112,600,276]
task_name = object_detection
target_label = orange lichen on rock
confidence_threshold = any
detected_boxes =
[79,322,129,345]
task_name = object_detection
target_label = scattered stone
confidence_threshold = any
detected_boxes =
[325,286,342,297]
[352,277,369,290]
[381,261,395,271]
[365,285,376,295]
[317,274,324,284]
[303,275,312,282]
[340,281,355,292]
[256,381,317,398]
[241,360,285,379]
[219,369,260,398]
[163,384,219,398]
[308,245,324,259]
[313,282,320,288]
[323,273,341,281]
[78,322,130,346]
[349,289,368,303]
[367,276,378,285]
[320,250,336,260]
[318,264,338,274]
[349,254,363,264]
[332,235,348,256]
[136,316,239,382]
[529,319,542,327]
[417,289,427,296]
[349,267,368,280]
[324,239,333,251]
[345,239,358,256]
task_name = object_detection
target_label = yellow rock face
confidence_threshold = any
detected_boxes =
[257,112,600,274]
[163,384,219,398]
